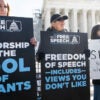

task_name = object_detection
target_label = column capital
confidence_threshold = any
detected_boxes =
[55,8,59,10]
[72,9,78,13]
[46,8,51,12]
[64,9,69,11]
[82,9,88,12]
[55,8,60,14]
[44,8,51,13]
[64,9,69,14]
[91,9,96,12]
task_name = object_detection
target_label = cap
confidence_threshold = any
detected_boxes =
[50,14,68,23]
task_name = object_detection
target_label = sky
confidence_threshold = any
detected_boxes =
[7,0,43,17]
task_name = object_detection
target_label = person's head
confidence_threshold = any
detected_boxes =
[0,0,10,16]
[91,25,100,39]
[50,14,68,31]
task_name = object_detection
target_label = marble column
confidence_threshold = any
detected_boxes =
[71,9,78,32]
[95,11,99,24]
[91,10,96,27]
[44,8,51,30]
[81,9,87,33]
[55,8,60,14]
[64,9,69,31]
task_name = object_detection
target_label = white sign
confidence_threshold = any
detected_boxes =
[89,39,100,79]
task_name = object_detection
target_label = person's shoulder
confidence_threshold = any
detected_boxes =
[64,29,68,32]
[46,27,53,32]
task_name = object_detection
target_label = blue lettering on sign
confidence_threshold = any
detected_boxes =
[2,58,17,73]
[0,81,31,93]
[45,75,70,83]
[71,81,86,88]
[1,58,30,74]
[72,74,86,81]
[45,82,69,90]
[0,75,8,82]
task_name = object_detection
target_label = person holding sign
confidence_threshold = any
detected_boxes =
[0,0,37,99]
[34,14,69,59]
[36,14,68,61]
[0,0,37,46]
[47,14,68,32]
[91,24,100,100]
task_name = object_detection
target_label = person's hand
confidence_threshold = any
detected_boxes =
[36,52,45,62]
[30,37,37,46]
[83,49,90,58]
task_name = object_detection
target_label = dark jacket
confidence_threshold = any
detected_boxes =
[91,25,100,85]
[36,27,68,62]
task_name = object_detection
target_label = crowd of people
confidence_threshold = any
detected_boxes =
[0,0,100,100]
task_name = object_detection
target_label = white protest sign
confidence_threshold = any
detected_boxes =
[89,39,100,79]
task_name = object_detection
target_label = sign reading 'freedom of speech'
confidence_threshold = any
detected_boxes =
[0,16,36,100]
[40,32,90,100]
